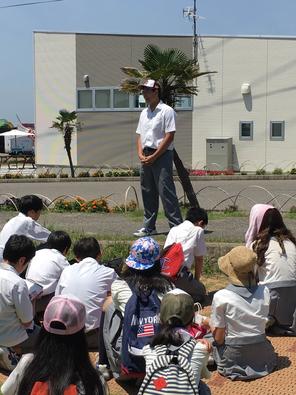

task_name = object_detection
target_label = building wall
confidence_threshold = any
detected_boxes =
[75,34,193,167]
[193,36,296,172]
[35,32,77,166]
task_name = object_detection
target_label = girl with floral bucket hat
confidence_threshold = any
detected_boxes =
[101,238,173,383]
[210,246,277,381]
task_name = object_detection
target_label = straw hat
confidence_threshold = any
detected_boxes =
[218,246,257,287]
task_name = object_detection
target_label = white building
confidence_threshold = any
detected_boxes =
[34,32,296,172]
[194,35,296,172]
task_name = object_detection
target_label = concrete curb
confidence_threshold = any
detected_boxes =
[1,175,296,183]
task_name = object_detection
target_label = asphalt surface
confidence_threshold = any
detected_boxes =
[0,178,296,212]
[0,211,295,244]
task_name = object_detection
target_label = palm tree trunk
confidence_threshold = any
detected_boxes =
[65,146,75,178]
[64,127,75,178]
[173,149,199,208]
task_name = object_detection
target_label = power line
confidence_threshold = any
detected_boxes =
[0,0,63,9]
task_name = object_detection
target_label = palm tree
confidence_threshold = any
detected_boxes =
[51,109,77,178]
[120,44,216,208]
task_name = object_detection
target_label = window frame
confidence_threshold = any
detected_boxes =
[239,121,253,141]
[270,121,285,141]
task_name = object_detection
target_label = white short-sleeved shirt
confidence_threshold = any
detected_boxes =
[0,213,50,261]
[55,258,117,332]
[211,285,270,342]
[26,249,70,295]
[164,221,207,269]
[136,101,176,150]
[256,238,296,285]
[0,263,33,347]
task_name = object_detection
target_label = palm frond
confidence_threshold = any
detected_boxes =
[120,44,217,107]
[120,67,144,78]
[120,78,142,94]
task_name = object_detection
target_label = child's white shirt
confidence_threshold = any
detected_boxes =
[256,238,296,285]
[0,263,33,347]
[26,248,70,295]
[211,285,270,342]
[0,213,50,261]
[55,257,117,332]
[164,220,206,269]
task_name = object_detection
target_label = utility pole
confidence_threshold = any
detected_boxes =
[183,0,199,63]
[193,0,198,63]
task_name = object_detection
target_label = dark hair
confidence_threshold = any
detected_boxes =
[185,207,208,226]
[3,235,35,264]
[120,261,173,294]
[73,237,101,260]
[253,208,296,266]
[151,320,184,348]
[19,195,44,215]
[47,231,71,253]
[17,328,104,395]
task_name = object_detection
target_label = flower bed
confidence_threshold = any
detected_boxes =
[190,169,235,176]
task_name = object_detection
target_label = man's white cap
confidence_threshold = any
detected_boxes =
[140,79,159,89]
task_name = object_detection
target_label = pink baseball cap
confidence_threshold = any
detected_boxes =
[43,295,86,335]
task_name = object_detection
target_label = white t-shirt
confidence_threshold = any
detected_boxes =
[164,220,207,269]
[256,238,296,285]
[26,249,70,295]
[211,285,270,343]
[0,213,50,261]
[55,258,117,332]
[136,101,176,150]
[0,263,33,347]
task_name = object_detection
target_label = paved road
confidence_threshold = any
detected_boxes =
[0,210,295,244]
[0,178,295,211]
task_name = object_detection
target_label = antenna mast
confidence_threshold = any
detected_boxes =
[183,0,198,63]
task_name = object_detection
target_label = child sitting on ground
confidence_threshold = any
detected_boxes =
[0,235,38,354]
[0,195,50,262]
[211,246,277,381]
[164,207,208,303]
[55,237,117,350]
[138,289,211,395]
[246,204,296,335]
[26,230,72,314]
[1,295,107,395]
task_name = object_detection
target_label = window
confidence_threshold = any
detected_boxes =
[113,89,129,108]
[270,121,285,141]
[175,95,192,109]
[239,121,253,140]
[95,89,110,108]
[76,87,193,112]
[77,90,92,109]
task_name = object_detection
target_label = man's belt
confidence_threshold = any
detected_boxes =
[143,147,157,156]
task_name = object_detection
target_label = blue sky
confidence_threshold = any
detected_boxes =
[0,0,296,124]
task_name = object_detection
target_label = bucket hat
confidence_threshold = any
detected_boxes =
[218,246,257,287]
[126,237,160,270]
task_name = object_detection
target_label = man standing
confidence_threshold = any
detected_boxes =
[134,79,183,237]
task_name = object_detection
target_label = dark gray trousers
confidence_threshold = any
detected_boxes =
[140,150,182,231]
